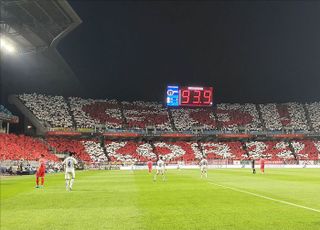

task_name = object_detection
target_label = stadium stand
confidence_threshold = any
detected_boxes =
[291,140,320,160]
[259,103,309,131]
[0,105,13,116]
[69,97,123,129]
[216,103,262,131]
[171,108,217,131]
[14,93,320,133]
[245,141,294,160]
[47,138,91,162]
[153,141,195,161]
[105,141,153,162]
[0,134,58,161]
[83,141,108,163]
[105,141,200,162]
[122,101,172,130]
[5,93,320,166]
[170,103,262,131]
[102,140,319,163]
[201,141,246,160]
[0,105,19,134]
[18,93,73,128]
[305,102,320,131]
[1,134,319,164]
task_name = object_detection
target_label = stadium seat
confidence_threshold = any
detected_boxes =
[305,102,320,131]
[170,103,261,131]
[0,134,58,161]
[122,101,172,130]
[18,93,73,129]
[0,105,13,116]
[259,103,309,131]
[69,97,123,129]
[47,138,91,162]
[291,140,320,160]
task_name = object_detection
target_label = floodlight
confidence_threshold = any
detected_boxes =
[0,36,16,54]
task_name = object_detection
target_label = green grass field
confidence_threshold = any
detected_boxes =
[1,169,320,230]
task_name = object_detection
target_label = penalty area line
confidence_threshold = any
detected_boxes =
[208,181,320,214]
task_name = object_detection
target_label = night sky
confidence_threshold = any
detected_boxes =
[3,1,320,104]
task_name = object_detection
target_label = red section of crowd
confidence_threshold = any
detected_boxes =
[1,134,319,162]
[0,134,58,161]
[47,138,91,162]
[292,140,319,160]
[82,101,123,127]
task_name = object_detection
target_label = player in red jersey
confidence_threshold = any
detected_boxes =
[147,160,153,173]
[35,154,46,188]
[260,157,265,174]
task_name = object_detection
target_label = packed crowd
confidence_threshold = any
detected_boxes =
[104,140,320,162]
[245,141,294,160]
[122,101,172,130]
[16,94,320,132]
[0,134,319,164]
[0,134,58,161]
[69,97,123,129]
[260,103,308,131]
[47,137,91,162]
[306,102,320,131]
[171,103,262,131]
[18,93,73,128]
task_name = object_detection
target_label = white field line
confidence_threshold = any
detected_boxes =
[208,181,320,214]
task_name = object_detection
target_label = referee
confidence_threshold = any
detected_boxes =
[251,158,256,174]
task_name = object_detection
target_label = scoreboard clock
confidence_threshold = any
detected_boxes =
[166,85,213,107]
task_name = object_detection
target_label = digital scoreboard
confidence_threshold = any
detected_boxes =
[166,85,213,107]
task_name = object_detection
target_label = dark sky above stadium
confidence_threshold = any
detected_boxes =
[4,1,320,104]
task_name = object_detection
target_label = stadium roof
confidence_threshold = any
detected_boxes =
[0,0,81,53]
[0,0,83,102]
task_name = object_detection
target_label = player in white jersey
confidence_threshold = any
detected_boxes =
[199,157,208,178]
[62,152,78,191]
[153,156,166,181]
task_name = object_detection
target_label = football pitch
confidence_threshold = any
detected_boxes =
[1,169,320,230]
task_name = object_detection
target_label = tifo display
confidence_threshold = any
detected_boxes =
[166,85,213,107]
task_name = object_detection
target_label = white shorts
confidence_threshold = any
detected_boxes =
[157,167,165,174]
[65,170,75,179]
[201,166,207,172]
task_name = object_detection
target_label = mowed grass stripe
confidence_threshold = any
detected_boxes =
[1,170,143,230]
[183,168,320,210]
[208,181,320,213]
[133,169,320,230]
[1,169,320,230]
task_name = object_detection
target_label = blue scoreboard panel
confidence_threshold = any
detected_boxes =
[166,85,179,107]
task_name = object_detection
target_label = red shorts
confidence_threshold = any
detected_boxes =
[36,167,46,177]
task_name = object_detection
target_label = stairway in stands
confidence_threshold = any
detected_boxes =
[255,104,266,131]
[212,107,221,130]
[150,141,158,160]
[288,141,298,161]
[64,98,77,130]
[99,136,110,161]
[38,138,60,157]
[167,108,177,131]
[241,142,249,158]
[302,104,314,131]
[196,141,204,158]
[118,101,128,129]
